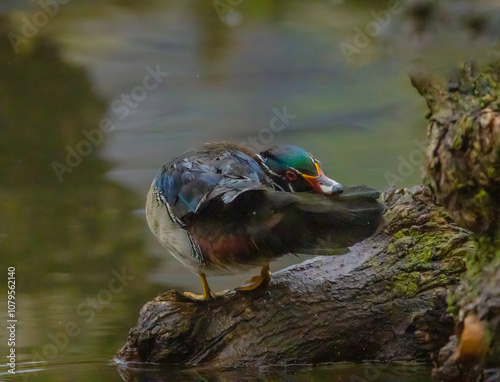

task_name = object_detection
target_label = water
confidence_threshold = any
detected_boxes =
[0,0,493,380]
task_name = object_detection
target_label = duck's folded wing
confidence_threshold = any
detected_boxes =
[234,186,385,256]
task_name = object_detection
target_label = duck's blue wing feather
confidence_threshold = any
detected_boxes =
[154,146,273,225]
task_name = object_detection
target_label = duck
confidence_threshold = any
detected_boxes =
[146,142,384,300]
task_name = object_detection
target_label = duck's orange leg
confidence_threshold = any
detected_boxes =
[183,272,216,300]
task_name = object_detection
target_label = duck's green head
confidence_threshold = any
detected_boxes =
[259,145,343,194]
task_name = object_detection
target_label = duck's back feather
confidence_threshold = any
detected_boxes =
[154,143,274,226]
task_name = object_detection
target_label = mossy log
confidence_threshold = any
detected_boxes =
[116,185,473,369]
[411,63,500,381]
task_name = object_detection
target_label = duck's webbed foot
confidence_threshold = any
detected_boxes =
[183,272,216,301]
[236,263,271,292]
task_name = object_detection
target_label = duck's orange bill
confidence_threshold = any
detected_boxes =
[302,163,343,195]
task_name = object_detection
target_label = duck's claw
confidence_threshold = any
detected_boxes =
[183,290,216,301]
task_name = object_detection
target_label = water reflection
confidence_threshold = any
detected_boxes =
[116,361,433,382]
[0,16,158,380]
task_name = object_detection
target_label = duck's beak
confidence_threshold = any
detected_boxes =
[302,163,343,195]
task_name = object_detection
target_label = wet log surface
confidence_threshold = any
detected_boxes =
[116,185,473,369]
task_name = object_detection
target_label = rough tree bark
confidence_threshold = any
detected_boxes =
[116,185,473,369]
[411,63,500,381]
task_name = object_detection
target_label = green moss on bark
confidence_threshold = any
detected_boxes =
[392,272,420,298]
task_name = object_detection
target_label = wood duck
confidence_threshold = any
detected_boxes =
[146,142,384,300]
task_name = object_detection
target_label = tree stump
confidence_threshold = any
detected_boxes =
[412,63,500,381]
[115,185,473,369]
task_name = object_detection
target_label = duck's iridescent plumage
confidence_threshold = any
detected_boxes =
[154,144,273,226]
[146,142,384,299]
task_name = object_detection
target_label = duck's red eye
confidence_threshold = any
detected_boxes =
[285,171,297,181]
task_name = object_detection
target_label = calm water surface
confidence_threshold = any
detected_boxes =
[1,0,493,380]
